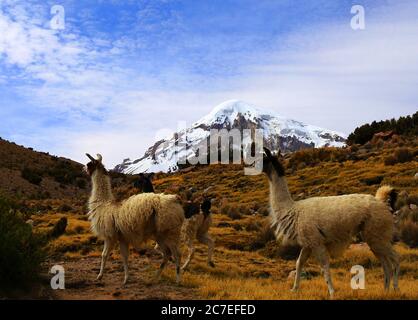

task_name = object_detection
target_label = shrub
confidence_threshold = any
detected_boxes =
[384,155,397,166]
[288,147,349,170]
[226,207,242,220]
[250,220,275,250]
[237,204,252,215]
[347,111,418,145]
[0,196,44,293]
[49,217,68,238]
[21,167,42,185]
[275,243,301,260]
[76,178,87,189]
[399,219,418,248]
[394,148,414,163]
[48,162,83,186]
[58,204,73,213]
[360,175,384,186]
[257,205,270,216]
[385,148,414,165]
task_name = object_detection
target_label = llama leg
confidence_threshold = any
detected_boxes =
[370,246,393,290]
[155,244,170,280]
[119,240,129,286]
[97,239,113,281]
[390,249,400,291]
[381,255,392,290]
[313,246,334,297]
[292,247,311,292]
[198,234,215,267]
[181,239,195,271]
[173,247,182,284]
[384,247,400,290]
[167,242,182,284]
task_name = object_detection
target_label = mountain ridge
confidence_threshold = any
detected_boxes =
[115,100,347,174]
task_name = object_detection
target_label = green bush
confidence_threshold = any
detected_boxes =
[76,178,87,189]
[0,196,44,293]
[21,167,42,185]
[47,161,83,186]
[347,111,418,145]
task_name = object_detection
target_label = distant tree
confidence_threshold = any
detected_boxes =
[347,111,418,145]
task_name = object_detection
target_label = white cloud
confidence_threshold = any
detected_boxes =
[1,0,417,168]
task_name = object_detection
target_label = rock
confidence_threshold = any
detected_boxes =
[256,271,270,278]
[217,222,231,228]
[112,291,122,297]
[49,217,68,238]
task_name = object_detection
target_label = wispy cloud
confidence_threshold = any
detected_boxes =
[0,0,417,168]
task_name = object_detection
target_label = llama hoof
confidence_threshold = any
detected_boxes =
[291,287,299,293]
[208,261,215,268]
[96,274,103,281]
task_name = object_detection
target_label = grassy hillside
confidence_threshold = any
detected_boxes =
[25,134,418,299]
[0,137,88,200]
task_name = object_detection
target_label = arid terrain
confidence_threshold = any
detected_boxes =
[14,134,415,300]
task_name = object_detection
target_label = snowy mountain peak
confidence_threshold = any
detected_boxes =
[196,100,266,125]
[114,100,347,174]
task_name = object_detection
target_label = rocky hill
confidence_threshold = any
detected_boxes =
[0,137,88,200]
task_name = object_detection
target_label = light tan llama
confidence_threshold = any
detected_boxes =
[262,148,399,297]
[181,198,215,270]
[85,153,184,285]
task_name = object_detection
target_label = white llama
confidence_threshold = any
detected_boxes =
[85,153,184,284]
[262,148,399,296]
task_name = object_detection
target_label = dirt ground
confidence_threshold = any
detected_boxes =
[43,250,198,300]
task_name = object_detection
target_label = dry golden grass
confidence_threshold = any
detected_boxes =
[30,137,418,299]
[178,243,418,300]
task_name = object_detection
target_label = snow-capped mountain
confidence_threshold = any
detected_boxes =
[114,100,346,174]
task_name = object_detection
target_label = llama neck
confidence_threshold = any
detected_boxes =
[268,173,294,217]
[89,171,114,208]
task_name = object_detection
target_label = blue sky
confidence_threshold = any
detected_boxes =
[0,0,417,166]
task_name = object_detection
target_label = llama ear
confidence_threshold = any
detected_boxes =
[263,147,273,158]
[96,154,103,163]
[86,153,95,161]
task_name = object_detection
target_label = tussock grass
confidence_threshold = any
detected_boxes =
[30,136,418,299]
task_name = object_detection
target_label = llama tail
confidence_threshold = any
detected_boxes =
[375,185,397,211]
